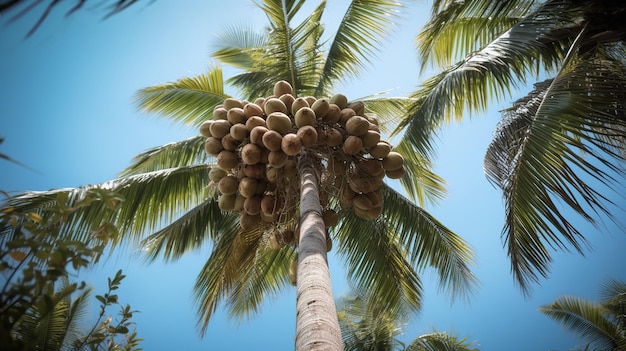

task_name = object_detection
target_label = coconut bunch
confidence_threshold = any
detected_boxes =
[199,81,405,248]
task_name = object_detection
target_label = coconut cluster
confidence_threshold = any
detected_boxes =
[199,81,406,250]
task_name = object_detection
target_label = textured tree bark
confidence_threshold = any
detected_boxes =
[295,154,343,351]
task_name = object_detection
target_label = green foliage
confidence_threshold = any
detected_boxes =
[0,189,142,350]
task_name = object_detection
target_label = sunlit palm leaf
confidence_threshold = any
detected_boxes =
[120,136,208,176]
[134,67,228,127]
[212,25,268,70]
[405,331,478,351]
[394,139,447,206]
[539,297,620,351]
[315,0,403,95]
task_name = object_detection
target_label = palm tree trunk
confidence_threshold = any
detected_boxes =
[295,153,343,351]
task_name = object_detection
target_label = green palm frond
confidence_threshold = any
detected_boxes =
[336,208,424,313]
[140,195,233,262]
[362,96,414,135]
[62,285,94,349]
[539,296,620,351]
[134,67,228,127]
[193,224,269,335]
[119,136,208,176]
[225,246,296,321]
[212,24,268,70]
[405,331,479,351]
[314,0,403,95]
[484,51,626,291]
[380,184,477,300]
[417,0,532,71]
[397,1,573,156]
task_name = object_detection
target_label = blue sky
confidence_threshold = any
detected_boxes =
[1,1,625,350]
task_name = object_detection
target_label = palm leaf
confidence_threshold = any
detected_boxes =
[405,331,478,351]
[119,136,208,176]
[211,24,268,70]
[134,67,228,127]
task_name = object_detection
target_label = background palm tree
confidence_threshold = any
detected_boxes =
[338,285,479,351]
[396,0,626,292]
[539,279,626,351]
[1,0,477,348]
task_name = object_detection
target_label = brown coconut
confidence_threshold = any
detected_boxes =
[303,96,317,106]
[279,93,295,112]
[361,130,381,148]
[282,159,297,179]
[385,166,406,179]
[291,97,310,115]
[281,133,303,156]
[209,119,232,139]
[242,163,266,179]
[294,107,316,128]
[266,166,278,183]
[223,98,243,110]
[311,98,330,119]
[343,135,363,155]
[243,196,262,215]
[264,98,289,115]
[273,80,293,97]
[369,142,392,159]
[221,134,241,151]
[218,175,239,195]
[356,158,385,178]
[296,125,318,147]
[204,137,223,156]
[345,116,370,136]
[348,101,365,116]
[328,156,347,176]
[217,150,239,171]
[243,102,264,119]
[238,177,258,198]
[260,194,278,216]
[227,107,246,125]
[329,93,348,109]
[199,120,213,137]
[268,150,288,168]
[245,116,266,131]
[339,108,356,125]
[262,130,283,152]
[382,151,404,171]
[322,209,339,227]
[239,213,261,230]
[230,123,249,141]
[209,167,228,183]
[218,193,237,211]
[325,128,344,147]
[250,126,269,146]
[266,112,292,135]
[213,107,227,120]
[241,143,262,165]
[323,104,341,124]
[234,194,246,212]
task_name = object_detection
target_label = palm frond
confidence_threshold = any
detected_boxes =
[406,331,479,351]
[211,24,268,70]
[134,67,228,127]
[315,0,404,95]
[119,136,208,176]
[484,51,626,291]
[380,184,478,300]
[539,296,620,351]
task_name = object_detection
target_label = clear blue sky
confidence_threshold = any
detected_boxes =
[1,1,624,350]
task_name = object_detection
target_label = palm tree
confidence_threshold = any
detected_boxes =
[540,279,626,351]
[1,1,477,349]
[395,0,626,293]
[338,285,479,351]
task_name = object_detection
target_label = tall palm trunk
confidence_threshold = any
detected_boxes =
[295,153,343,351]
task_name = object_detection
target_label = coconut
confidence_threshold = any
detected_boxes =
[365,189,384,207]
[217,150,239,170]
[238,177,258,198]
[241,143,262,165]
[266,166,278,183]
[369,142,392,159]
[339,185,357,208]
[283,230,294,244]
[260,194,278,215]
[325,128,344,147]
[209,119,232,139]
[213,107,228,120]
[279,93,295,112]
[230,123,249,141]
[209,167,228,183]
[250,126,269,146]
[221,134,241,151]
[243,102,264,119]
[311,98,330,119]
[339,108,356,125]
[204,137,223,156]
[326,236,333,252]
[323,104,341,124]
[243,196,262,215]
[296,125,318,147]
[234,194,246,212]
[385,166,406,179]
[294,107,317,128]
[329,93,348,109]
[281,133,303,156]
[254,97,266,108]
[264,98,289,115]
[242,163,266,179]
[328,157,346,176]
[260,148,270,164]
[343,135,363,155]
[353,194,373,210]
[361,130,381,148]
[268,150,288,168]
[218,193,237,211]
[262,130,283,151]
[226,107,246,125]
[273,80,293,96]
[218,175,239,195]
[223,98,243,110]
[255,179,267,195]
[303,96,317,106]
[239,213,261,230]
[266,112,292,134]
[348,176,382,194]
[245,116,266,131]
[315,127,327,145]
[291,97,310,116]
[322,209,339,227]
[345,115,370,136]
[199,120,213,137]
[356,158,384,177]
[348,101,365,116]
[354,205,381,220]
[382,151,404,171]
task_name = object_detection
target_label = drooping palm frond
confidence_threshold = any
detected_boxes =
[417,0,532,71]
[539,296,621,351]
[405,331,479,351]
[484,50,626,291]
[397,0,573,156]
[314,0,404,96]
[119,136,208,176]
[211,24,269,70]
[134,67,228,127]
[380,184,477,300]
